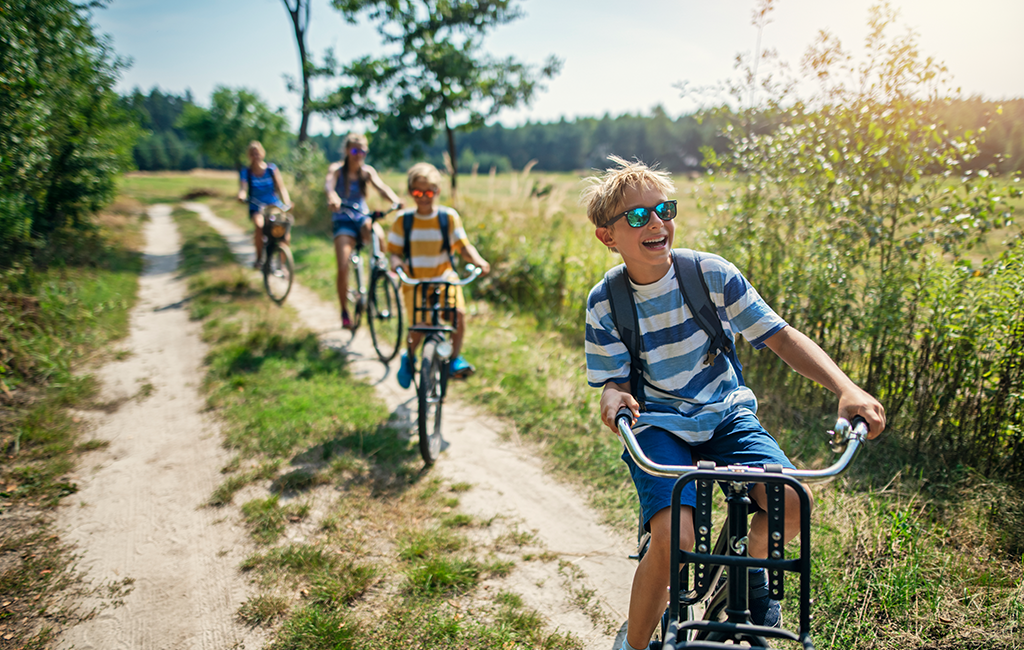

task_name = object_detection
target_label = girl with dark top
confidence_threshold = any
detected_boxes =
[324,133,403,329]
[237,140,291,267]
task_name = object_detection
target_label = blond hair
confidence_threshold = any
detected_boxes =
[581,156,675,228]
[247,140,265,156]
[342,132,368,153]
[406,161,443,193]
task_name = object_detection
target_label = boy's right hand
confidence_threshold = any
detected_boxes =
[600,382,639,433]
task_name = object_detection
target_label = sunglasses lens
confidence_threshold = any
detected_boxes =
[656,201,677,221]
[625,208,650,228]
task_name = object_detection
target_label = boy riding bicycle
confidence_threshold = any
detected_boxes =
[387,162,490,389]
[582,156,886,650]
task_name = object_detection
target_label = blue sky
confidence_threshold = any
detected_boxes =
[92,0,1024,135]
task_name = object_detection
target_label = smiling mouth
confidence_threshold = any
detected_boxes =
[642,236,668,249]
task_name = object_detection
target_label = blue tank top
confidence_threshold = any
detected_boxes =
[241,163,279,211]
[334,173,368,216]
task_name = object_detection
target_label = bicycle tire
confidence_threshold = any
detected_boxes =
[417,339,445,465]
[347,253,365,330]
[368,269,403,363]
[694,593,770,647]
[263,243,294,304]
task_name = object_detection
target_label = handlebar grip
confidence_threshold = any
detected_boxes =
[615,407,634,428]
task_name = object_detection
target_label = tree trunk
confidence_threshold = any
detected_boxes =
[445,113,457,199]
[283,0,311,143]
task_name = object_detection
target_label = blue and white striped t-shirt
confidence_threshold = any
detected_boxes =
[585,250,787,443]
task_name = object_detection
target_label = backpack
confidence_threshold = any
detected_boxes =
[402,208,454,275]
[604,248,743,408]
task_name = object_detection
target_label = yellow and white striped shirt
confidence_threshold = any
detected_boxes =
[386,207,470,280]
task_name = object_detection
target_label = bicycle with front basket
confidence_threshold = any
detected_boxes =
[395,264,482,465]
[252,200,295,305]
[616,410,869,649]
[346,203,404,363]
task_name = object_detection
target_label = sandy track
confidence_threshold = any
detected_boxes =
[57,205,264,650]
[185,203,636,649]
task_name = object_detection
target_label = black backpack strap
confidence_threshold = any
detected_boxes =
[437,208,456,270]
[604,263,645,407]
[402,210,414,273]
[673,249,733,367]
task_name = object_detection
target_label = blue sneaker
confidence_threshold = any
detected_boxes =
[397,352,415,389]
[450,356,475,379]
[748,570,782,628]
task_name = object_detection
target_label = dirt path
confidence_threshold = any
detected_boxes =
[57,205,265,650]
[185,203,637,649]
[58,201,636,650]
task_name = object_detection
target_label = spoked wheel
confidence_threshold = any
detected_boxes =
[346,254,365,330]
[417,340,446,465]
[263,244,294,304]
[368,269,403,363]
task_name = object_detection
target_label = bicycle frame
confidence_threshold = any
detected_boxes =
[616,410,868,649]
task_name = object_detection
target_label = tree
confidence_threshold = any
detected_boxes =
[178,87,290,168]
[0,0,139,266]
[281,0,313,143]
[324,0,561,195]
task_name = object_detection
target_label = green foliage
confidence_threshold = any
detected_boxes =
[0,0,141,267]
[178,86,290,169]
[323,0,561,189]
[119,87,206,170]
[698,2,1024,478]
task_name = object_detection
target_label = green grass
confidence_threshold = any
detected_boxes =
[167,195,584,650]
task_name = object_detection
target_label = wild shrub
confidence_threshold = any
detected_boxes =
[697,4,1023,479]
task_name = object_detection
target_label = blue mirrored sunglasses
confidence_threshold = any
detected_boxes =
[605,200,677,228]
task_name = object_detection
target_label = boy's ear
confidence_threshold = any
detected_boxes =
[595,226,615,249]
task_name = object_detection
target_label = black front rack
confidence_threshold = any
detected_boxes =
[409,281,458,334]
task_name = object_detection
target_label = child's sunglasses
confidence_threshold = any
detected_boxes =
[605,200,677,228]
[411,188,438,198]
[349,147,367,156]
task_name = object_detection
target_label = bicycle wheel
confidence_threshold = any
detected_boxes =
[347,253,365,330]
[263,243,294,304]
[417,339,445,465]
[368,269,403,363]
[695,592,769,647]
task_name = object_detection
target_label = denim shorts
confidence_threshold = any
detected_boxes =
[621,410,795,530]
[332,210,368,240]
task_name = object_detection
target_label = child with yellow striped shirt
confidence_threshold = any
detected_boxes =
[387,162,490,389]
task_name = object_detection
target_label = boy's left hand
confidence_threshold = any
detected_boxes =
[838,388,886,439]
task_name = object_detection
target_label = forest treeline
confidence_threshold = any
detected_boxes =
[125,86,1024,175]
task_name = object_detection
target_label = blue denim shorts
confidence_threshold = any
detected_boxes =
[621,411,795,530]
[332,210,368,240]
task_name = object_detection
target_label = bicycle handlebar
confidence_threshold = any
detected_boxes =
[615,407,868,484]
[395,264,483,287]
[249,199,293,213]
[370,203,403,222]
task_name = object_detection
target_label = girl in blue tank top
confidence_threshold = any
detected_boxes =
[237,140,290,268]
[324,133,403,329]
